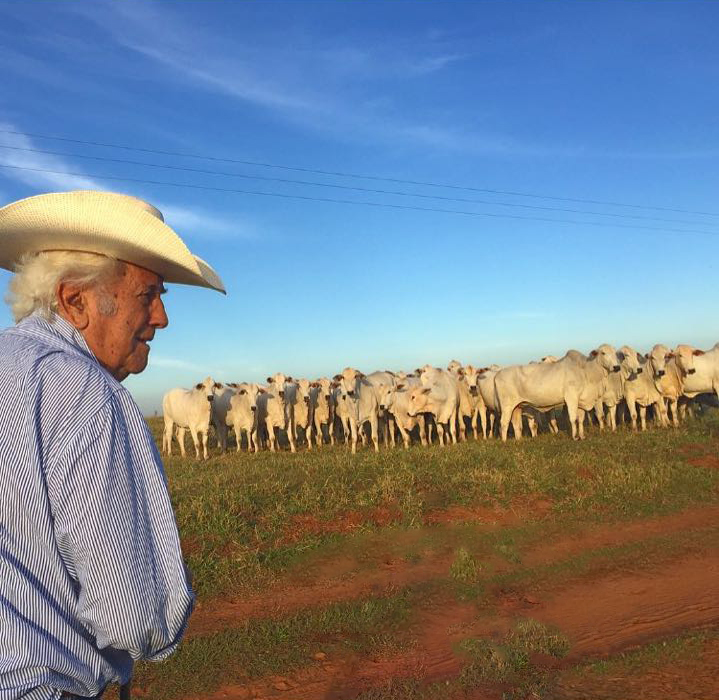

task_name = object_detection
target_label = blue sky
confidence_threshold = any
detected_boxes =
[1,0,718,413]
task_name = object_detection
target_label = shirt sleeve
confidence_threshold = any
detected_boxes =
[46,390,195,662]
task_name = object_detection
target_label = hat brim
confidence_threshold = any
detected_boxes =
[0,191,226,294]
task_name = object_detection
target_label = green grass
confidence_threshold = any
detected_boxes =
[151,413,719,598]
[131,590,413,700]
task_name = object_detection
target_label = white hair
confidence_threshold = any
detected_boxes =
[5,251,123,323]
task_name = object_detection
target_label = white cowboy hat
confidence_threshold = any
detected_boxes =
[0,190,226,293]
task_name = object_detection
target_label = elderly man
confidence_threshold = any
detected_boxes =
[0,191,225,699]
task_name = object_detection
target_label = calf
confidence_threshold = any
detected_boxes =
[162,376,223,459]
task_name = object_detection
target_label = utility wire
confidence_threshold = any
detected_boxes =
[0,143,709,228]
[1,161,717,238]
[2,127,717,218]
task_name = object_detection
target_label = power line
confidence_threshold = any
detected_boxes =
[2,127,717,218]
[2,161,718,238]
[0,143,710,228]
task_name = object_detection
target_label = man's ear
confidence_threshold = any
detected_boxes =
[56,281,90,330]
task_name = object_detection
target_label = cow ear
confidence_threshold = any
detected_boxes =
[644,352,650,359]
[310,381,319,388]
[195,382,203,390]
[589,349,598,358]
[286,376,293,382]
[422,387,431,394]
[258,387,266,394]
[357,371,366,379]
[666,352,674,359]
[331,380,339,388]
[333,374,342,381]
[396,383,405,390]
[616,351,625,362]
[267,377,273,383]
[694,349,705,356]
[457,370,465,378]
[215,382,223,389]
[239,389,247,395]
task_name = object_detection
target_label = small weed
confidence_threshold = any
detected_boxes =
[459,618,569,698]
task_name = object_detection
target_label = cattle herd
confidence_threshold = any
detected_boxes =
[160,342,719,459]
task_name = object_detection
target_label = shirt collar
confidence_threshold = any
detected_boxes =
[25,312,98,362]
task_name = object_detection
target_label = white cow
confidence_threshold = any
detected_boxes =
[376,378,428,449]
[287,378,314,449]
[162,376,223,459]
[226,382,264,452]
[619,345,666,431]
[211,383,238,453]
[332,367,380,454]
[646,344,684,427]
[672,343,719,402]
[408,367,459,445]
[494,345,621,441]
[257,373,296,452]
[310,378,334,446]
[362,370,397,445]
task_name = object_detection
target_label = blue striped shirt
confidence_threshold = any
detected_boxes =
[0,314,194,700]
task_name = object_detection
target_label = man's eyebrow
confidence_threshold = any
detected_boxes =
[136,284,168,295]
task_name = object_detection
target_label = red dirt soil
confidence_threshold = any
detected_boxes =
[176,497,719,700]
[185,502,719,638]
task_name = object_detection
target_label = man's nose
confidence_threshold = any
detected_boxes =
[151,297,169,328]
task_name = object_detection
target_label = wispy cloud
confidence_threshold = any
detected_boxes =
[70,1,536,157]
[0,126,103,191]
[0,123,255,238]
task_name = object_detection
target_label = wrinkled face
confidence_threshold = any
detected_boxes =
[590,344,621,374]
[196,376,223,403]
[77,261,168,381]
[618,345,643,379]
[407,386,431,416]
[647,344,672,378]
[673,345,703,376]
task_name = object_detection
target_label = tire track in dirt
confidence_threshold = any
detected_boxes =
[197,550,719,700]
[186,502,719,639]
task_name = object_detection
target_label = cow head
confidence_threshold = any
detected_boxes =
[333,367,362,400]
[195,376,222,402]
[646,344,672,379]
[618,345,643,380]
[267,372,290,400]
[376,383,397,412]
[589,344,621,374]
[295,378,312,405]
[407,386,432,417]
[673,344,704,376]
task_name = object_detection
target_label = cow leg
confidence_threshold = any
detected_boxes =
[388,416,397,448]
[202,429,210,460]
[477,405,487,439]
[188,427,200,459]
[449,409,458,444]
[594,401,605,432]
[436,422,445,446]
[176,427,187,457]
[287,422,297,453]
[499,408,514,442]
[577,408,587,440]
[418,415,427,446]
[565,396,580,440]
[370,415,380,452]
[268,424,276,452]
[509,407,523,440]
[163,419,173,455]
[349,418,359,455]
[608,404,617,432]
[398,422,410,449]
[669,399,680,428]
